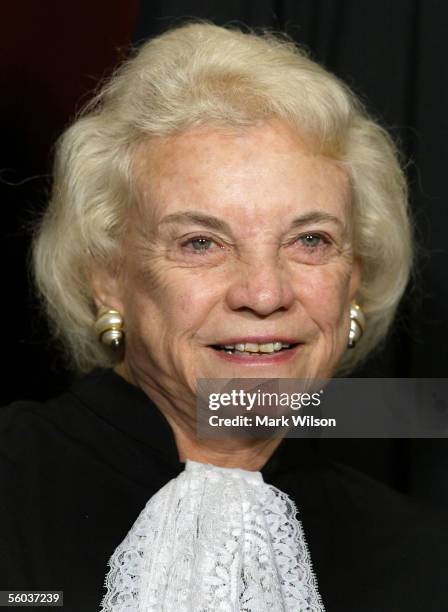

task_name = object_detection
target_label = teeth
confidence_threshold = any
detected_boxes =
[244,343,259,353]
[259,343,274,353]
[218,341,293,353]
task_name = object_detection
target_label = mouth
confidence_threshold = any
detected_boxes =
[209,341,299,355]
[207,341,302,365]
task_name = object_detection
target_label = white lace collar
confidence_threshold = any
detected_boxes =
[100,459,325,611]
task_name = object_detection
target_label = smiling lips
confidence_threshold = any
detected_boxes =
[209,338,301,364]
[214,341,293,354]
[211,337,299,353]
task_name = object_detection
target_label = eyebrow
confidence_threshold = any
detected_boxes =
[159,211,233,234]
[159,210,345,234]
[290,211,346,231]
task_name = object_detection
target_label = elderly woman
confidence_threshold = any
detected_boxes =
[1,22,447,612]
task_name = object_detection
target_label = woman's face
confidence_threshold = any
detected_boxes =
[95,119,360,403]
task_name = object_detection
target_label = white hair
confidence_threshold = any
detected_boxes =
[31,22,413,374]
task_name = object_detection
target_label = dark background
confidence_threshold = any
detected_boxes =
[2,1,447,506]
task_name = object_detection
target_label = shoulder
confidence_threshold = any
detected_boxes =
[0,395,68,437]
[0,369,112,465]
[0,398,42,426]
[0,393,81,482]
[289,452,448,610]
[279,442,448,549]
[271,438,448,548]
[0,368,115,434]
[314,452,448,535]
[0,387,81,434]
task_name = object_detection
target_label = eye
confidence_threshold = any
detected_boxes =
[297,233,328,248]
[182,236,217,253]
[288,231,336,264]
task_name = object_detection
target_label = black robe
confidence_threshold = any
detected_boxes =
[1,368,447,611]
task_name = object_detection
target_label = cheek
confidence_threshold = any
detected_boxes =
[125,266,223,337]
[170,278,225,335]
[297,266,352,328]
[166,272,223,316]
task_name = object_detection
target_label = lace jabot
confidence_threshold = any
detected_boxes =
[100,459,325,611]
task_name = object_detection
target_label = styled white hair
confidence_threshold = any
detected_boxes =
[31,22,412,374]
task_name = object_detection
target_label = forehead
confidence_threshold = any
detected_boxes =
[132,120,351,226]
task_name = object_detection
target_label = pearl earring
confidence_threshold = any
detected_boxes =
[348,302,365,348]
[94,307,124,349]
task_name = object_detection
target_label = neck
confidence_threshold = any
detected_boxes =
[168,418,283,471]
[114,361,283,472]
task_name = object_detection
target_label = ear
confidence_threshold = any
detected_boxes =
[90,263,125,315]
[349,256,362,301]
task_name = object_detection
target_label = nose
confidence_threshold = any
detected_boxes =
[225,255,295,316]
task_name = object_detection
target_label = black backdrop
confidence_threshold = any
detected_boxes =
[2,1,447,506]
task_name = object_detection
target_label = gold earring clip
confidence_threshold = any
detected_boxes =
[94,307,124,349]
[348,302,365,348]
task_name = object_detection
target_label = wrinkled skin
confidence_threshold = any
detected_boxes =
[92,119,360,467]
